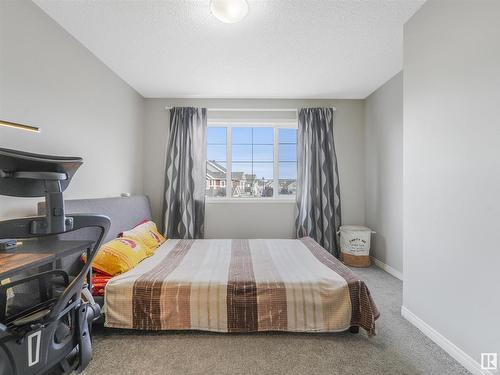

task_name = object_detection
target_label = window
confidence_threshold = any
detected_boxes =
[206,124,297,199]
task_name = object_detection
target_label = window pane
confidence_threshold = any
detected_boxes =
[232,128,252,144]
[253,163,273,179]
[279,128,297,143]
[207,144,226,161]
[207,161,226,171]
[279,162,297,179]
[278,144,296,161]
[252,128,273,144]
[232,162,252,198]
[253,145,273,161]
[231,162,273,198]
[206,160,226,197]
[279,161,296,196]
[258,180,274,197]
[232,145,252,162]
[231,162,253,178]
[232,179,273,198]
[279,179,296,195]
[207,127,226,144]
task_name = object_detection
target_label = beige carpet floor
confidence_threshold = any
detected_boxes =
[84,266,470,375]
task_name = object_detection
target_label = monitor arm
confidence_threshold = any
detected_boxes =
[3,170,73,235]
[0,148,83,236]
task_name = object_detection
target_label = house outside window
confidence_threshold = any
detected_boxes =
[206,123,297,199]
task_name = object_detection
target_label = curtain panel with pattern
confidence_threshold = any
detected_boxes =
[296,107,342,256]
[163,107,207,239]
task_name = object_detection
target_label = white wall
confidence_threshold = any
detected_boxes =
[365,72,403,275]
[403,0,500,371]
[0,0,144,220]
[143,99,366,238]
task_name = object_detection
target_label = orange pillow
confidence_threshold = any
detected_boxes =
[121,220,166,255]
[86,237,149,276]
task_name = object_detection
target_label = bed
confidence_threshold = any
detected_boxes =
[104,237,379,335]
[41,196,379,336]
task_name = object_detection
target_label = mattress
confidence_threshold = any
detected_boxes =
[104,237,379,335]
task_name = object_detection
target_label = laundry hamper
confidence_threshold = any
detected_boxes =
[338,225,375,267]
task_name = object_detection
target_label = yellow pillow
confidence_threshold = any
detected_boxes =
[90,237,149,276]
[121,221,166,255]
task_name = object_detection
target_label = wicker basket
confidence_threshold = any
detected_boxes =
[340,252,371,268]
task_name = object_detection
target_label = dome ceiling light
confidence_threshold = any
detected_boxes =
[210,0,249,24]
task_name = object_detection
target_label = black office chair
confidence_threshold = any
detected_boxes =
[0,148,110,374]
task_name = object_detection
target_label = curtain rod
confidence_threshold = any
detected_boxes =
[164,107,336,112]
[164,107,300,112]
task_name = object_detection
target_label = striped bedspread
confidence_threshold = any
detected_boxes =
[104,237,379,335]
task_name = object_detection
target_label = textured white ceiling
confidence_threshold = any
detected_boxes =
[34,0,424,99]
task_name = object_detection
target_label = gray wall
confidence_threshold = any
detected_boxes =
[0,0,144,220]
[205,200,296,239]
[143,99,366,237]
[403,0,500,369]
[365,72,403,276]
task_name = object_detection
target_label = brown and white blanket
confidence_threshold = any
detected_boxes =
[104,237,379,335]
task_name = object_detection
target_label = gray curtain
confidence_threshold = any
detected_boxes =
[163,107,207,239]
[296,108,342,256]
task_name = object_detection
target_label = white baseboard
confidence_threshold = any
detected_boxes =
[401,306,492,375]
[371,256,403,280]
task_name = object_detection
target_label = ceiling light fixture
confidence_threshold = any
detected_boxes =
[210,0,249,24]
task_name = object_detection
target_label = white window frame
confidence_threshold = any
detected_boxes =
[206,120,297,202]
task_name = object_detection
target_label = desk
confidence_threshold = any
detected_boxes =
[0,239,93,280]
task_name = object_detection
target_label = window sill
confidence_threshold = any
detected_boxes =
[205,197,296,204]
